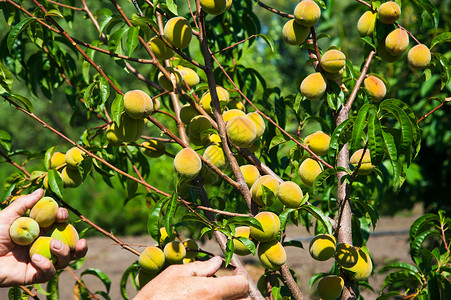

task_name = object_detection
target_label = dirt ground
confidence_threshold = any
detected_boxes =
[0,207,421,300]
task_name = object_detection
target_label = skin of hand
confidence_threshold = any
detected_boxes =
[0,189,88,287]
[134,256,251,300]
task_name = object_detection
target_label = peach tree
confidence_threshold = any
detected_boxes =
[0,0,450,299]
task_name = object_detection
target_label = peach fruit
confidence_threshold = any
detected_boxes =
[49,152,66,169]
[188,115,213,145]
[364,75,386,102]
[163,241,186,265]
[142,139,166,158]
[149,36,174,60]
[321,50,346,73]
[239,164,260,188]
[29,196,59,228]
[223,109,246,123]
[123,90,153,119]
[407,44,431,69]
[176,65,200,88]
[334,243,359,268]
[203,144,226,169]
[357,11,376,37]
[182,239,199,259]
[163,17,192,49]
[299,158,323,187]
[258,240,286,270]
[233,226,252,256]
[174,148,202,178]
[246,112,265,139]
[226,116,257,148]
[50,222,79,251]
[350,149,375,175]
[294,0,321,27]
[250,211,280,242]
[304,131,331,156]
[180,104,199,125]
[343,248,373,281]
[106,124,121,145]
[199,86,230,114]
[115,113,144,143]
[159,227,176,245]
[135,269,157,289]
[158,67,183,91]
[278,181,304,208]
[250,175,279,207]
[378,1,401,24]
[29,237,57,264]
[65,147,84,170]
[309,234,336,261]
[200,0,228,15]
[9,217,40,246]
[282,19,309,46]
[300,72,327,100]
[61,166,82,188]
[139,246,166,274]
[385,28,409,57]
[317,275,344,300]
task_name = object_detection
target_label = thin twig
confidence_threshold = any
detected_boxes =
[417,97,450,124]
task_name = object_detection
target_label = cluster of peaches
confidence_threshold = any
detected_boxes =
[9,196,79,263]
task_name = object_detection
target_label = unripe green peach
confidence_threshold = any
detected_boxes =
[278,181,304,208]
[294,0,321,27]
[247,139,260,153]
[182,239,199,259]
[378,1,401,24]
[343,248,373,281]
[149,36,174,60]
[309,234,336,261]
[334,243,359,268]
[226,116,257,148]
[135,269,157,289]
[50,152,66,169]
[142,139,166,158]
[159,227,176,245]
[250,211,280,242]
[223,109,246,123]
[300,72,327,100]
[317,275,344,300]
[180,104,199,125]
[61,166,82,188]
[250,175,279,207]
[233,226,252,256]
[239,164,260,188]
[115,113,145,143]
[304,131,331,156]
[258,240,286,270]
[106,124,121,145]
[200,0,228,15]
[282,19,309,46]
[324,67,345,81]
[257,275,268,296]
[174,148,202,178]
[29,237,57,264]
[9,217,40,246]
[246,112,265,139]
[357,11,376,36]
[350,149,375,175]
[50,222,79,251]
[176,65,200,88]
[385,28,409,57]
[29,196,59,228]
[364,75,386,102]
[139,246,166,274]
[199,87,229,114]
[188,115,213,145]
[65,147,84,170]
[227,100,245,111]
[164,241,186,265]
[407,44,431,69]
[158,67,183,91]
[163,17,192,49]
[321,50,346,73]
[203,144,226,169]
[299,158,323,187]
[123,90,153,119]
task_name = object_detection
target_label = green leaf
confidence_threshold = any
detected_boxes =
[108,26,128,52]
[236,236,256,255]
[224,239,234,267]
[411,229,440,258]
[278,208,296,231]
[409,213,439,241]
[48,169,64,199]
[353,198,379,229]
[120,262,139,300]
[376,291,404,300]
[269,134,287,151]
[329,117,354,164]
[126,26,140,57]
[46,270,61,300]
[379,262,419,273]
[256,34,275,52]
[381,127,399,162]
[147,197,166,243]
[367,108,384,166]
[381,270,423,291]
[111,94,124,126]
[430,32,451,49]
[83,82,96,109]
[45,9,64,18]
[44,146,58,170]
[0,130,12,152]
[99,77,110,106]
[351,103,370,152]
[81,268,111,293]
[8,287,21,300]
[380,101,414,154]
[227,217,263,231]
[282,240,303,249]
[301,205,332,235]
[309,273,329,287]
[7,18,36,51]
[164,193,178,237]
[435,53,451,89]
[33,283,51,296]
[166,0,178,15]
[313,168,339,195]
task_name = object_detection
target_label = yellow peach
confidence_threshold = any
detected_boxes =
[233,226,252,256]
[123,90,153,119]
[343,248,373,281]
[142,139,166,158]
[357,11,376,36]
[385,28,409,57]
[163,17,192,49]
[61,167,82,188]
[29,237,57,264]
[49,152,66,169]
[239,164,260,188]
[246,112,265,139]
[317,275,344,300]
[250,175,279,207]
[294,0,321,27]
[203,144,227,169]
[180,104,199,125]
[299,158,323,187]
[176,65,200,88]
[364,75,387,102]
[158,67,183,91]
[321,50,346,73]
[350,149,375,175]
[223,109,246,123]
[226,116,257,148]
[182,239,199,259]
[309,234,336,261]
[114,113,145,143]
[164,241,186,265]
[258,240,286,270]
[278,181,304,208]
[65,147,84,170]
[29,196,59,228]
[378,1,401,24]
[407,44,431,69]
[282,19,309,46]
[9,217,40,246]
[250,211,280,242]
[149,36,174,60]
[139,246,166,274]
[300,72,327,100]
[334,243,359,268]
[174,148,202,178]
[50,222,79,251]
[200,0,228,15]
[304,131,331,156]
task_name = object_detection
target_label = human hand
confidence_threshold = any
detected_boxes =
[0,189,88,287]
[134,256,250,300]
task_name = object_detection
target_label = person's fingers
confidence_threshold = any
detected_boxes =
[72,238,88,260]
[56,208,69,223]
[181,256,222,277]
[3,189,44,219]
[29,253,56,284]
[50,239,71,269]
[205,268,249,300]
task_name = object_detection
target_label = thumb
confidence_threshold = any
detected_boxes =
[182,256,223,277]
[3,189,44,219]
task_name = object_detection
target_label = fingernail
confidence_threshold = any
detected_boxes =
[32,254,44,263]
[52,239,63,250]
